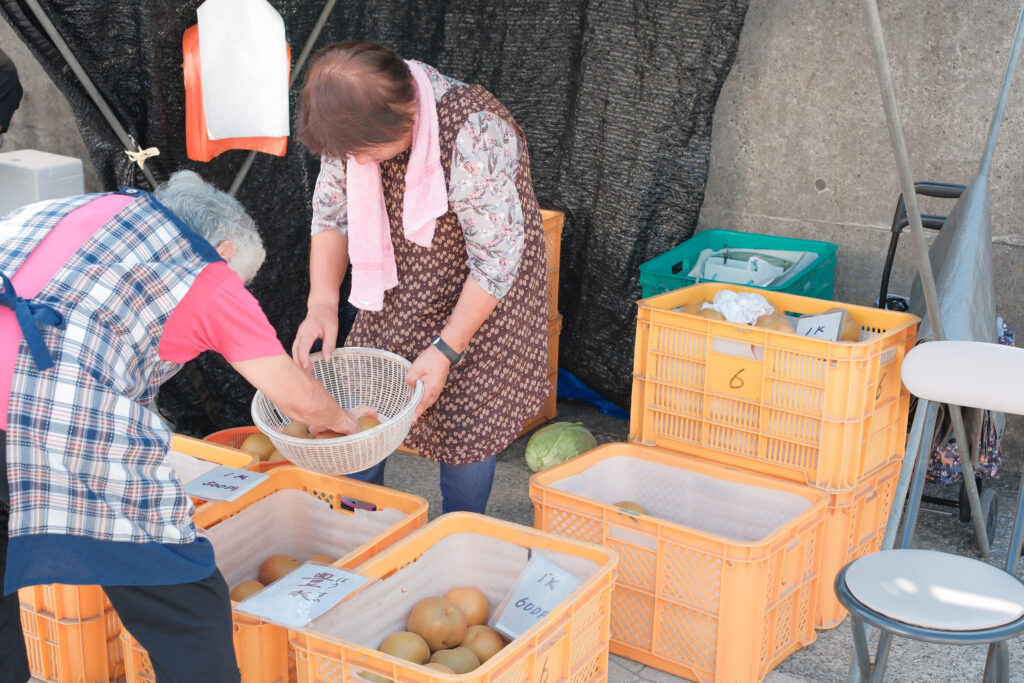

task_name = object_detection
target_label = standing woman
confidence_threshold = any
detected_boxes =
[293,41,550,514]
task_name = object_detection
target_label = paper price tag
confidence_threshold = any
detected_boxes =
[234,563,368,629]
[796,312,843,341]
[491,553,582,641]
[183,465,268,503]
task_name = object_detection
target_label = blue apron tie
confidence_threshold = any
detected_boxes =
[0,272,64,370]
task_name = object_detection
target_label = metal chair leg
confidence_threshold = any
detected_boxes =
[849,614,873,683]
[871,631,894,683]
[982,641,1009,683]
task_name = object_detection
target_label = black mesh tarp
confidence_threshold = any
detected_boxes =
[1,0,748,435]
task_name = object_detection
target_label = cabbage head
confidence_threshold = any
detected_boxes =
[525,422,597,473]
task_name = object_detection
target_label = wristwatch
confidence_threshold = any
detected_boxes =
[431,335,464,366]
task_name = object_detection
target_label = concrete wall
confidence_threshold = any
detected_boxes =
[701,0,1024,323]
[1,20,101,191]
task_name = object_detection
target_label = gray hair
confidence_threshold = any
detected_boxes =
[153,170,266,284]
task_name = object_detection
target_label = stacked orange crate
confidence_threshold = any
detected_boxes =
[18,585,122,683]
[119,466,428,683]
[17,435,253,683]
[520,210,563,435]
[531,282,920,682]
[628,283,919,630]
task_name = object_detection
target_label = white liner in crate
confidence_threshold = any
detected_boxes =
[548,455,812,547]
[203,488,408,589]
[308,531,600,651]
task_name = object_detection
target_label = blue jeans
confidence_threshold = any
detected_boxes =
[346,455,497,514]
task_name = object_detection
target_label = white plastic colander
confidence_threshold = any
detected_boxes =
[251,348,423,474]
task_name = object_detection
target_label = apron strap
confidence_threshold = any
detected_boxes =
[0,272,63,371]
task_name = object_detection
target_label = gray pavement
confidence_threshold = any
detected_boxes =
[379,399,1024,683]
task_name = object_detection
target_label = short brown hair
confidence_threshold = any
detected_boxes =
[297,41,416,158]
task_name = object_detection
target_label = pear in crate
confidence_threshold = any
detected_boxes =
[430,646,480,673]
[240,433,276,461]
[379,631,430,664]
[258,554,301,584]
[461,625,504,663]
[444,586,489,626]
[229,580,264,601]
[407,597,467,651]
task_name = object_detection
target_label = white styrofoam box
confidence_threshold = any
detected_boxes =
[0,149,85,216]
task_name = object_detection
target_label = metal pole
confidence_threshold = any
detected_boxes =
[859,0,996,560]
[978,3,1024,180]
[21,0,158,190]
[889,400,939,549]
[228,0,337,196]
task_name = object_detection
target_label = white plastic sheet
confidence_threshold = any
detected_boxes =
[196,0,289,140]
[706,289,775,324]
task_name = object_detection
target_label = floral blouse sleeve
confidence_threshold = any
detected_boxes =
[449,111,524,300]
[310,155,348,236]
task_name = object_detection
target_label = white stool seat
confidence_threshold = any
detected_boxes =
[846,549,1024,631]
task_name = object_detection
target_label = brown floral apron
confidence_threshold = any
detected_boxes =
[345,84,549,464]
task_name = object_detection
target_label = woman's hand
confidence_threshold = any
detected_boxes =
[310,404,379,436]
[406,345,452,420]
[292,303,339,371]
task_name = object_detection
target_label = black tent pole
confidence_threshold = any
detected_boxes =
[228,0,337,197]
[20,0,159,190]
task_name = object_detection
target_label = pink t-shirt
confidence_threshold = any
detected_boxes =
[159,261,285,363]
[2,194,284,427]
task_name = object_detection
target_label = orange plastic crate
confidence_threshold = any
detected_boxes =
[18,582,108,622]
[815,458,901,629]
[631,282,919,489]
[204,425,261,449]
[121,466,428,683]
[204,425,292,473]
[539,209,563,274]
[540,209,563,320]
[173,432,256,472]
[17,433,253,683]
[20,597,123,683]
[545,266,560,321]
[288,511,617,683]
[530,442,828,683]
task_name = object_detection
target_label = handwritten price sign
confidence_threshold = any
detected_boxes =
[183,465,268,502]
[234,563,368,629]
[492,553,582,641]
[796,311,843,341]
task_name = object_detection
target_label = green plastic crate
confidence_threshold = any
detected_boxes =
[639,229,838,299]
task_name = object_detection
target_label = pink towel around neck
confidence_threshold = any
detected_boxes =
[346,61,448,311]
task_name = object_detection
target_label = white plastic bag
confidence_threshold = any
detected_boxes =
[197,0,290,139]
[706,289,775,324]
